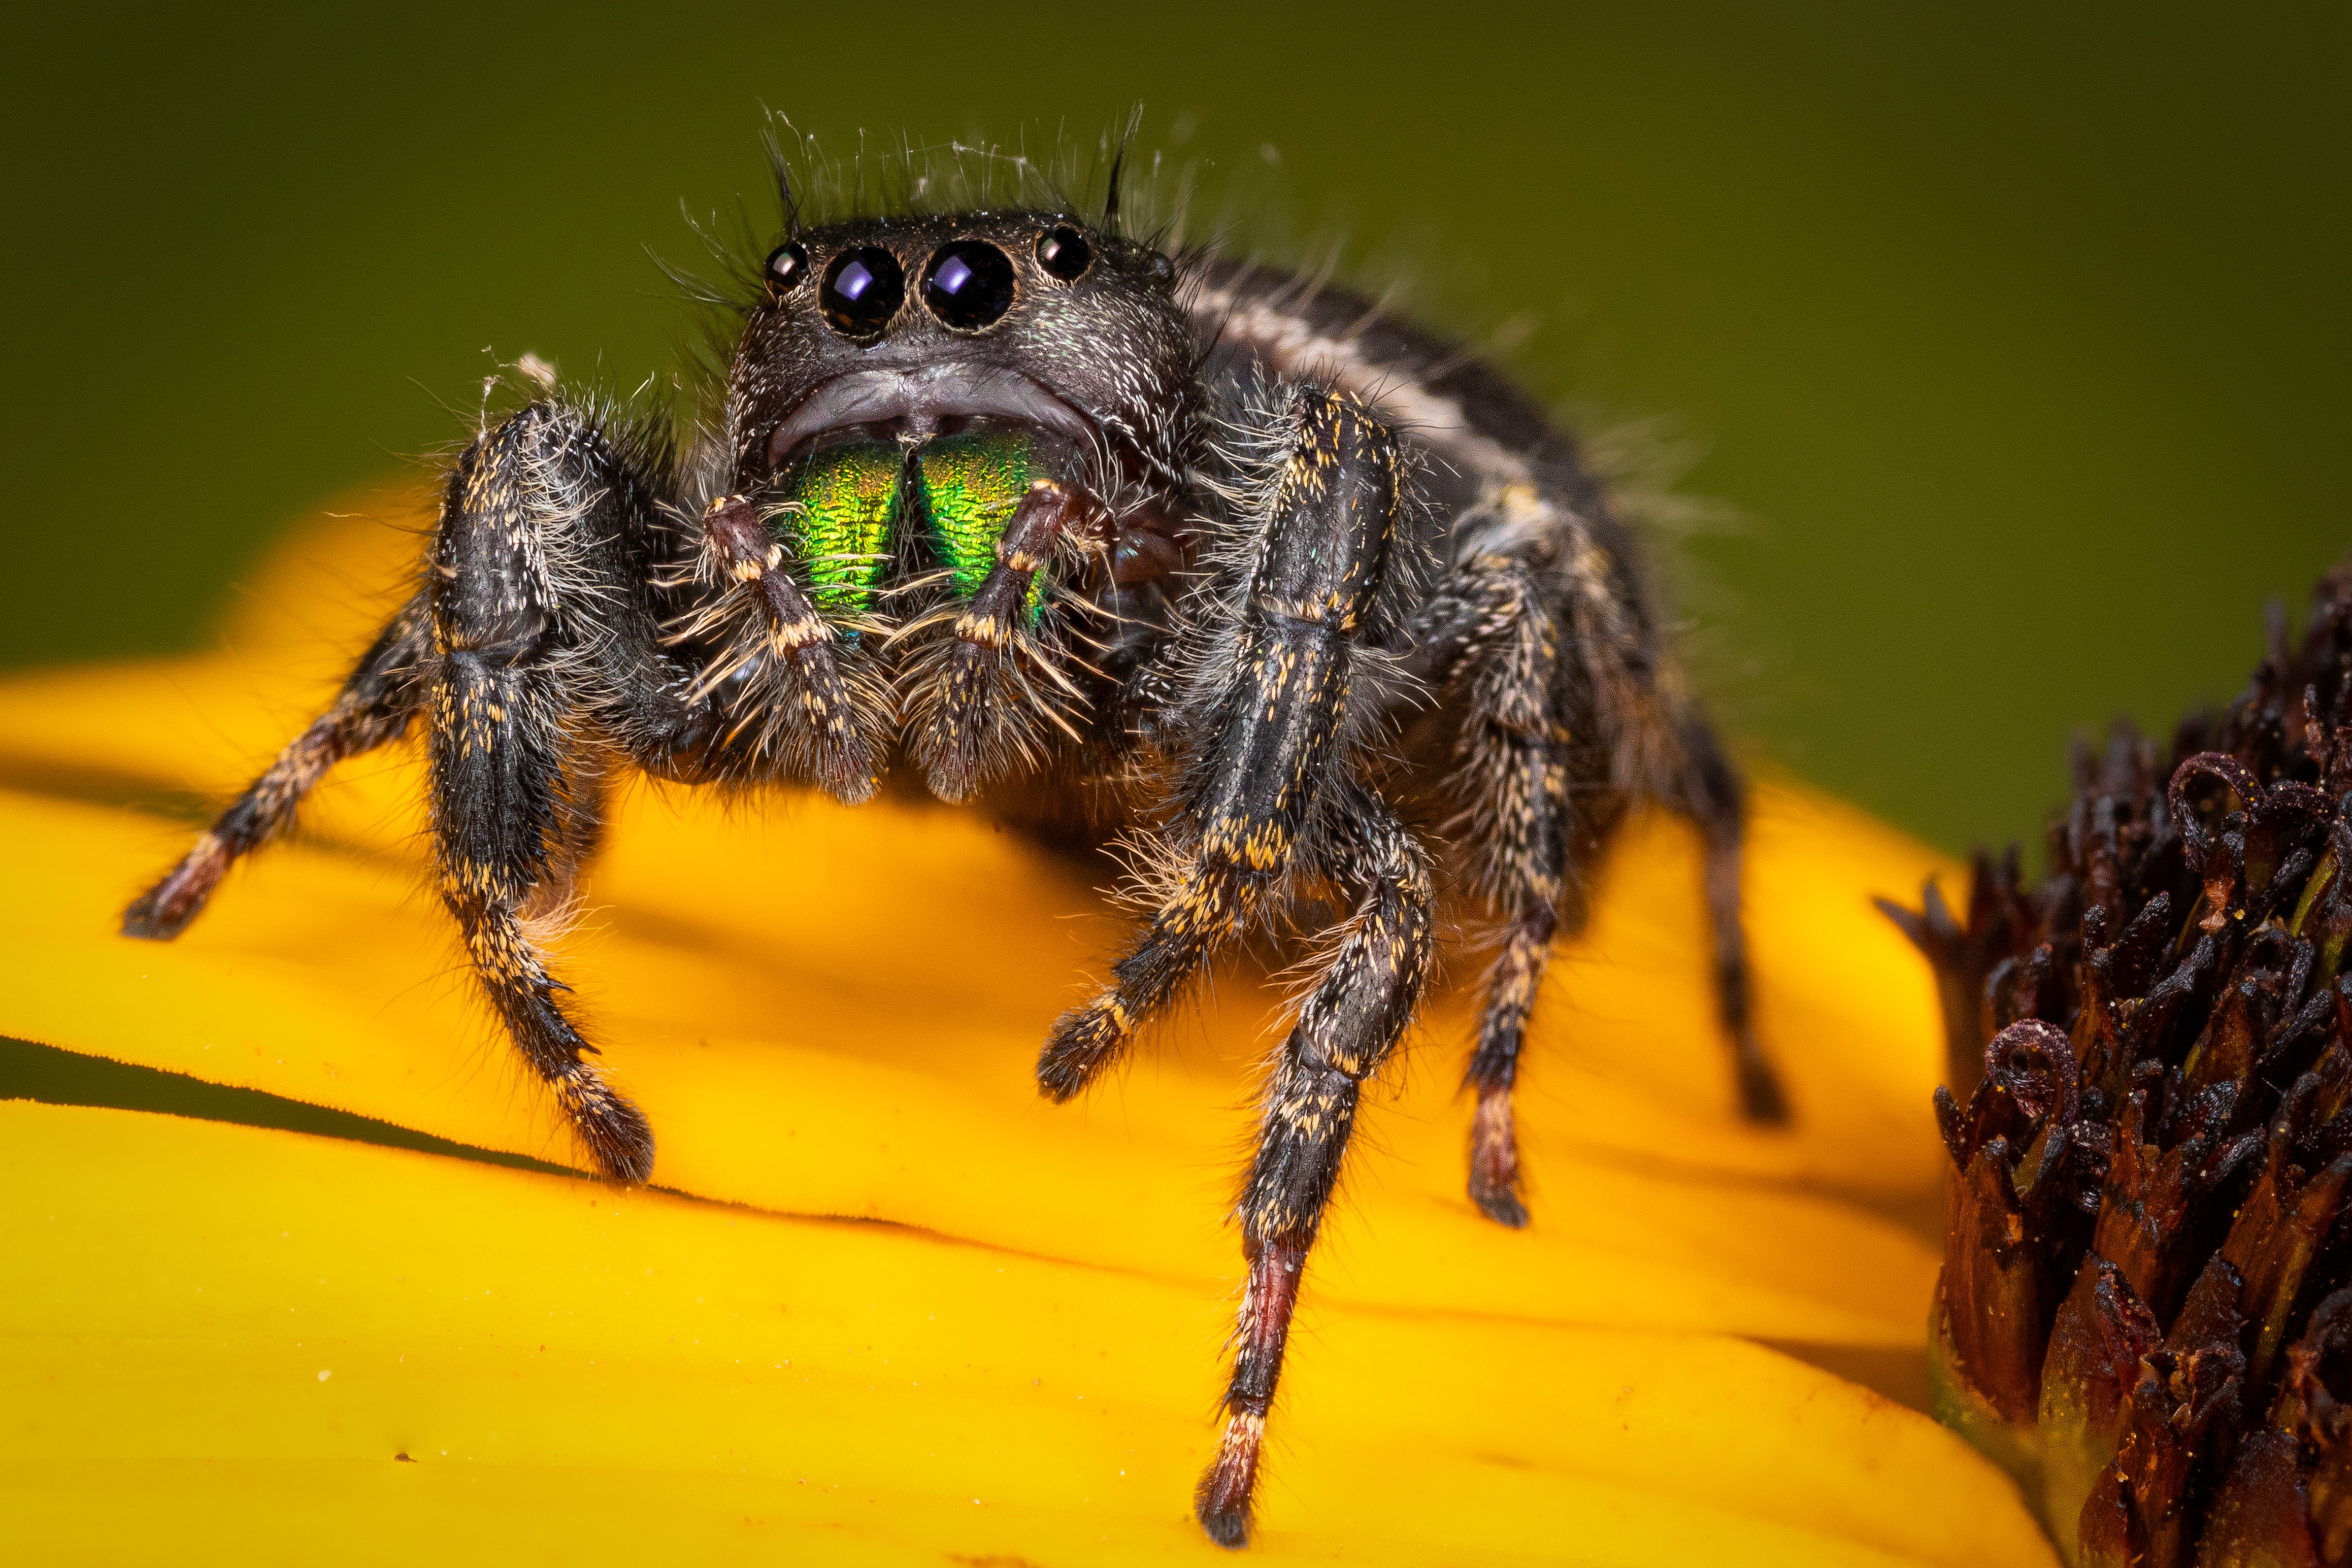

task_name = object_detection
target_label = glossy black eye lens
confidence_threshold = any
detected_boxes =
[921,241,1016,331]
[1036,225,1092,281]
[765,241,810,292]
[820,247,905,339]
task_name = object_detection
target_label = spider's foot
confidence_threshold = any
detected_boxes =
[557,1064,656,1182]
[1036,996,1131,1103]
[1194,1408,1263,1550]
[1471,1181,1530,1229]
[1735,1037,1791,1126]
[122,832,233,940]
[1468,1082,1530,1228]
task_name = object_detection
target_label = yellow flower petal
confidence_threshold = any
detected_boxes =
[3,1102,2055,1566]
[0,780,1929,1348]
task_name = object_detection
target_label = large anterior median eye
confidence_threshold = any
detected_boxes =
[784,441,901,617]
[917,429,1041,616]
[920,242,1015,331]
[820,248,904,339]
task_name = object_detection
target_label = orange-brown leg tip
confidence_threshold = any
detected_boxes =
[1194,1410,1265,1549]
[121,833,232,941]
[1735,1037,1791,1125]
[1468,1083,1530,1228]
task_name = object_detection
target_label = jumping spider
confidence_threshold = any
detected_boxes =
[124,142,1785,1548]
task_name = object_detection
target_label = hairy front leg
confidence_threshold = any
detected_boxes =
[1037,386,1408,1098]
[430,646,648,1179]
[426,403,660,1180]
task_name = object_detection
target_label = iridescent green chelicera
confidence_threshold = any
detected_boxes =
[917,429,1044,619]
[781,430,1046,623]
[784,440,900,617]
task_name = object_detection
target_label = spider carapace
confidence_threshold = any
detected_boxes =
[124,161,1785,1547]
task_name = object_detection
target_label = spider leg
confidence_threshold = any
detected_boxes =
[1676,710,1785,1122]
[122,593,431,938]
[1431,554,1586,1228]
[429,644,647,1181]
[418,404,660,1180]
[1433,550,1784,1226]
[1195,783,1435,1548]
[1035,387,1405,1100]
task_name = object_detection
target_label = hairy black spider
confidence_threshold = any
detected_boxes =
[123,136,1785,1548]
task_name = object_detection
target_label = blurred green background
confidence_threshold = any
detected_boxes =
[2,2,2343,856]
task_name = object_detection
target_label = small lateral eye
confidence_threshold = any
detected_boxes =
[820,247,906,340]
[922,241,1016,331]
[1035,224,1092,282]
[765,241,810,292]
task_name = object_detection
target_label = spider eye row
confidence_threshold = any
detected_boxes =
[763,226,1096,341]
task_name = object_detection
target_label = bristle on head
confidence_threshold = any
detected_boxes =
[1104,104,1146,230]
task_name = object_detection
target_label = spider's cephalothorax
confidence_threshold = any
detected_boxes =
[123,165,1784,1548]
